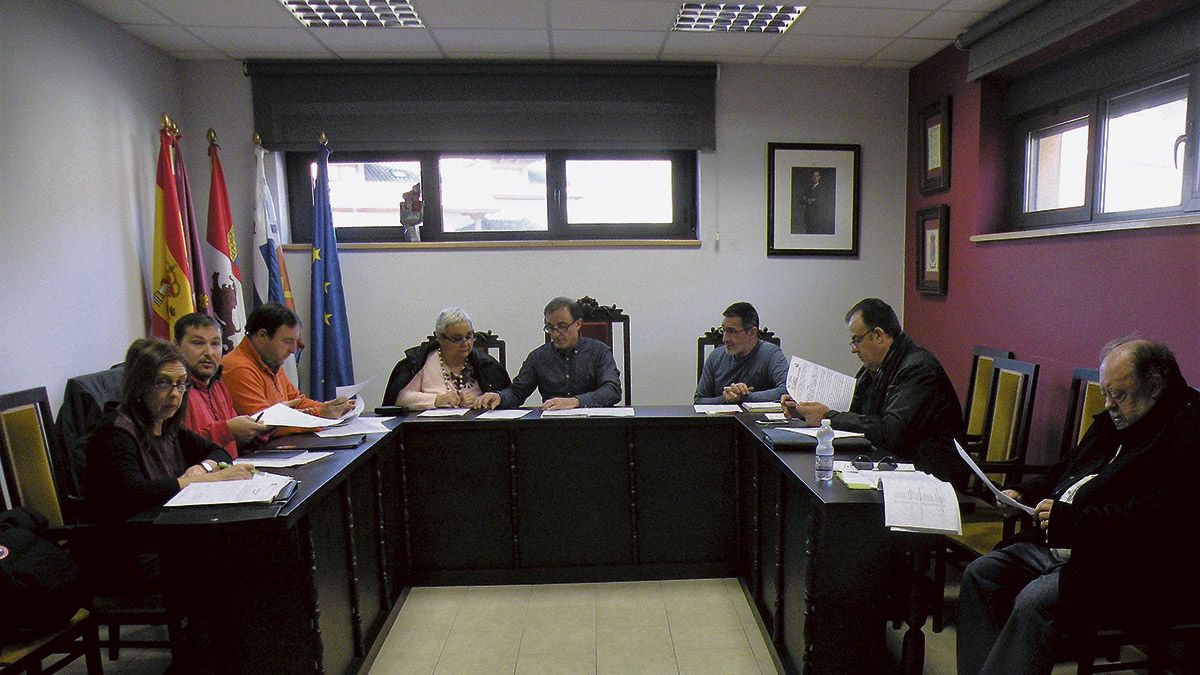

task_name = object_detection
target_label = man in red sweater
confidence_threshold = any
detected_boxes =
[174,313,269,458]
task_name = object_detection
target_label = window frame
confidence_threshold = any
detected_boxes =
[1011,65,1200,231]
[286,149,698,244]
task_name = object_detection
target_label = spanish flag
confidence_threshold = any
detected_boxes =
[150,126,195,339]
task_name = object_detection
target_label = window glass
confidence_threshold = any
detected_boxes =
[309,160,421,229]
[1100,77,1188,213]
[565,160,673,224]
[1024,117,1089,213]
[439,155,548,232]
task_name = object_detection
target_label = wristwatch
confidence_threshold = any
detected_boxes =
[201,460,216,473]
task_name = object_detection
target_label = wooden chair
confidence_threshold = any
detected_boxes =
[424,329,507,370]
[0,388,102,674]
[962,346,1014,448]
[695,326,781,382]
[1075,621,1200,674]
[548,296,632,405]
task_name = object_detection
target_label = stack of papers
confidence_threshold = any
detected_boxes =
[165,472,298,507]
[316,417,391,437]
[741,401,782,412]
[476,410,531,420]
[786,357,856,411]
[256,403,339,429]
[234,451,330,468]
[541,407,636,417]
[694,404,741,415]
[417,408,470,417]
[879,472,962,535]
[774,427,865,439]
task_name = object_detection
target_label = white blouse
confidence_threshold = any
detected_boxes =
[394,350,483,410]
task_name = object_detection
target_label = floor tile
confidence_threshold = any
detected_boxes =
[516,652,598,675]
[596,647,678,675]
[596,600,669,628]
[670,623,753,651]
[442,626,524,656]
[520,620,597,654]
[676,646,760,675]
[451,604,528,631]
[526,604,596,628]
[528,583,600,607]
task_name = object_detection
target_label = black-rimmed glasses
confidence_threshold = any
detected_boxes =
[851,455,898,471]
[849,329,876,347]
[153,380,191,394]
[439,331,475,344]
[544,321,578,335]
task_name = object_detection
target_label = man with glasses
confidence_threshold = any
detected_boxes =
[174,312,269,458]
[957,338,1200,675]
[695,302,788,405]
[477,296,621,411]
[781,297,964,484]
[222,303,353,424]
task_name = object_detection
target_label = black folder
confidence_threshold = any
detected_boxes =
[761,427,872,451]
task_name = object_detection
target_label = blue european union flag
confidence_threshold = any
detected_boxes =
[309,143,354,400]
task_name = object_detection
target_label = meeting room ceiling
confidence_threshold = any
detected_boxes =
[75,0,1006,68]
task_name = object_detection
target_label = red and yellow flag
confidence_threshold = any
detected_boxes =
[150,126,195,339]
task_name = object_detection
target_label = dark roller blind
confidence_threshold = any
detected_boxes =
[246,60,717,152]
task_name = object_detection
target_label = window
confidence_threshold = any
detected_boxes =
[1013,68,1200,230]
[287,150,697,243]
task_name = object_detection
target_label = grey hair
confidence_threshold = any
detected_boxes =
[435,307,473,336]
[1101,335,1184,390]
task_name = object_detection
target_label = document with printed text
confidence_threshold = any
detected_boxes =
[955,440,1036,515]
[164,472,297,507]
[879,472,962,535]
[786,357,856,411]
[255,403,341,429]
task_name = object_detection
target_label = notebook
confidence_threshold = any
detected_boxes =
[261,434,366,452]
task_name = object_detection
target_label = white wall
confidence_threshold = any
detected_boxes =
[3,2,909,410]
[0,0,183,411]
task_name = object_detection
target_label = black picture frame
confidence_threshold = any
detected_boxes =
[918,97,951,195]
[766,143,861,256]
[916,204,949,296]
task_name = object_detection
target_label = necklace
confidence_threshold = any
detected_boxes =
[438,350,474,392]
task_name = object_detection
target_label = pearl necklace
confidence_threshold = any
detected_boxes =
[438,350,474,392]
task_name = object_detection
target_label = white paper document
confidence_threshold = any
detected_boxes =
[786,357,856,411]
[954,440,1037,515]
[694,404,741,415]
[879,472,962,535]
[476,410,532,420]
[316,416,392,437]
[417,408,470,417]
[763,412,787,422]
[776,427,865,439]
[255,403,340,429]
[541,407,636,417]
[741,401,783,412]
[235,451,331,468]
[164,472,297,507]
[335,376,375,401]
[338,395,366,420]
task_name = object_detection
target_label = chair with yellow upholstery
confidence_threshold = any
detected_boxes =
[962,346,1014,449]
[0,387,102,675]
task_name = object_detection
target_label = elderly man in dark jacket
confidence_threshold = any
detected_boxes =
[782,297,965,484]
[957,337,1200,675]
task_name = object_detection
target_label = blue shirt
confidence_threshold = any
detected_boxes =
[498,336,623,408]
[694,340,789,405]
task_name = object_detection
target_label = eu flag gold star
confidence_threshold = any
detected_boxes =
[324,313,332,326]
[312,247,321,262]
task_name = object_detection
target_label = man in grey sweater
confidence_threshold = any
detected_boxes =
[695,302,788,405]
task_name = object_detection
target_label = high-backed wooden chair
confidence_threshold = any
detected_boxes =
[0,387,102,674]
[695,326,781,382]
[963,346,1014,447]
[1061,367,1103,457]
[424,329,507,370]
[548,296,631,405]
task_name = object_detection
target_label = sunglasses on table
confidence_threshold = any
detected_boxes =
[851,455,899,471]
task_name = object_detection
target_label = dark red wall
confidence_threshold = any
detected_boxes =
[904,46,1200,464]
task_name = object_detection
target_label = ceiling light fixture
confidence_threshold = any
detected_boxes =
[673,3,805,34]
[281,0,424,28]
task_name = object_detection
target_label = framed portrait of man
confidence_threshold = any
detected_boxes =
[767,143,860,256]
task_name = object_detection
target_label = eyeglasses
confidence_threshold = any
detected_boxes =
[544,321,578,335]
[851,455,899,471]
[439,331,475,344]
[153,380,191,394]
[849,329,876,347]
[716,326,751,337]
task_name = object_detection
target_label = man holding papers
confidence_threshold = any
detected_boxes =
[174,312,269,458]
[694,302,788,405]
[957,339,1200,675]
[223,303,353,425]
[781,298,964,484]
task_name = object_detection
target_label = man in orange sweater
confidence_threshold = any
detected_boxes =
[222,303,353,423]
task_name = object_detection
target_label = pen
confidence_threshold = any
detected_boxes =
[253,412,264,423]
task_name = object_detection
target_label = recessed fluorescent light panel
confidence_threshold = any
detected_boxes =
[673,3,805,33]
[282,0,424,28]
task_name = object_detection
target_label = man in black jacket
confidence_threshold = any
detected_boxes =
[956,338,1200,675]
[782,297,965,484]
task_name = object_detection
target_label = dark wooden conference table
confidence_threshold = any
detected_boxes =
[150,407,897,674]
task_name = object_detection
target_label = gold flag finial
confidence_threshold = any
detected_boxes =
[319,131,328,146]
[207,128,217,144]
[253,131,262,147]
[161,113,172,131]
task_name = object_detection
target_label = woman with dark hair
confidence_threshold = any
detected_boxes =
[86,338,253,523]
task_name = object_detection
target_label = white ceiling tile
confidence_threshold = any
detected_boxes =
[762,56,866,67]
[138,0,298,28]
[188,25,331,53]
[549,1,679,31]
[432,29,551,53]
[862,59,920,69]
[906,10,988,39]
[790,6,929,37]
[415,0,548,29]
[944,0,1008,11]
[662,32,783,59]
[803,0,941,7]
[120,24,215,52]
[309,26,442,55]
[552,29,665,54]
[75,0,171,24]
[872,37,947,61]
[172,50,232,60]
[771,34,891,60]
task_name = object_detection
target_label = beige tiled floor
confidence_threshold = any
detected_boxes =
[368,578,781,675]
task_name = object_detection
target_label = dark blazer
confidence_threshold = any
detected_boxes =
[383,339,511,406]
[1014,383,1200,630]
[827,332,965,485]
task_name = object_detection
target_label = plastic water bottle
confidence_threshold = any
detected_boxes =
[815,419,835,481]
